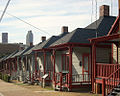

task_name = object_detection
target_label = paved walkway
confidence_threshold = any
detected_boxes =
[0,79,101,96]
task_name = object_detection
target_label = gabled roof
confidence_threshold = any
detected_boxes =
[5,50,19,60]
[0,55,9,62]
[51,28,96,46]
[85,16,116,37]
[11,46,34,58]
[34,32,68,50]
[51,16,116,47]
[23,42,42,55]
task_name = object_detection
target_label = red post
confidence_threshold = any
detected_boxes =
[9,60,10,74]
[60,72,62,91]
[102,78,106,96]
[43,51,46,75]
[53,50,56,85]
[92,43,96,93]
[68,46,72,91]
[16,58,17,72]
[35,51,37,77]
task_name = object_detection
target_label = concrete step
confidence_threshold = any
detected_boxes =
[114,88,120,92]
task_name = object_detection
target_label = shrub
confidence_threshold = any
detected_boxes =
[0,73,10,82]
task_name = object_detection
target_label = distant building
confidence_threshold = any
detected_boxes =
[26,30,33,46]
[2,33,8,43]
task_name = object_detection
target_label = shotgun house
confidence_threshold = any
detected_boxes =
[14,46,34,82]
[49,5,116,91]
[4,51,19,76]
[33,29,69,86]
[0,56,9,74]
[89,2,120,96]
[22,43,43,83]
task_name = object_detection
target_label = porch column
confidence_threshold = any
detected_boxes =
[35,51,37,77]
[92,43,96,93]
[53,50,56,84]
[9,60,10,74]
[43,51,46,75]
[68,46,72,91]
[116,43,119,64]
[15,58,17,72]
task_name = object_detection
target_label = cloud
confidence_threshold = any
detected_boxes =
[0,0,118,44]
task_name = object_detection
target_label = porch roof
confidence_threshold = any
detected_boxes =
[5,50,19,60]
[11,46,34,58]
[23,42,43,55]
[50,16,116,47]
[89,33,120,43]
[34,32,68,51]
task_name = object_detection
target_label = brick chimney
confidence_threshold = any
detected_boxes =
[99,5,109,17]
[41,36,46,42]
[61,26,68,33]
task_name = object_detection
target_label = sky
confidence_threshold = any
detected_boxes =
[0,0,118,44]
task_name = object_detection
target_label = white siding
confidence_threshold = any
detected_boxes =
[55,51,67,73]
[72,47,91,75]
[113,44,117,64]
[118,45,120,64]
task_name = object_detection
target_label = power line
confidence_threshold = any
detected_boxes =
[95,0,98,38]
[6,12,50,35]
[111,0,113,15]
[91,0,94,23]
[0,0,11,23]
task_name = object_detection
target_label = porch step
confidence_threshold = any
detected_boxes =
[108,85,120,96]
[55,85,69,91]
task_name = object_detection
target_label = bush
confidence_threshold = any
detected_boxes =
[0,72,2,79]
[0,73,10,82]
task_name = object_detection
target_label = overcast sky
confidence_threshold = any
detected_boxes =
[0,0,118,44]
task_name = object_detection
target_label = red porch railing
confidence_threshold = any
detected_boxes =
[72,74,91,84]
[55,72,91,89]
[103,67,120,96]
[96,63,120,78]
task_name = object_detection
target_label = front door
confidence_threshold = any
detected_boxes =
[62,54,69,72]
[82,53,90,80]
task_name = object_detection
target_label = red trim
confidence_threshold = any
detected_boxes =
[61,54,69,71]
[43,51,46,74]
[53,50,56,85]
[117,44,119,64]
[82,53,90,74]
[89,34,120,43]
[111,44,113,64]
[68,46,72,91]
[91,43,96,92]
[35,52,37,76]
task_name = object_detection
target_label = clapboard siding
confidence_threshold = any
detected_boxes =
[96,47,111,63]
[112,44,117,64]
[46,53,52,71]
[118,45,120,64]
[55,51,67,73]
[72,47,91,75]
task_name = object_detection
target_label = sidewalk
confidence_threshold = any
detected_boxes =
[0,79,101,96]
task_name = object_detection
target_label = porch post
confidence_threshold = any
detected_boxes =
[92,43,96,93]
[43,51,46,75]
[9,60,10,74]
[68,46,72,91]
[35,51,37,77]
[116,43,119,64]
[53,50,56,85]
[16,57,17,72]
